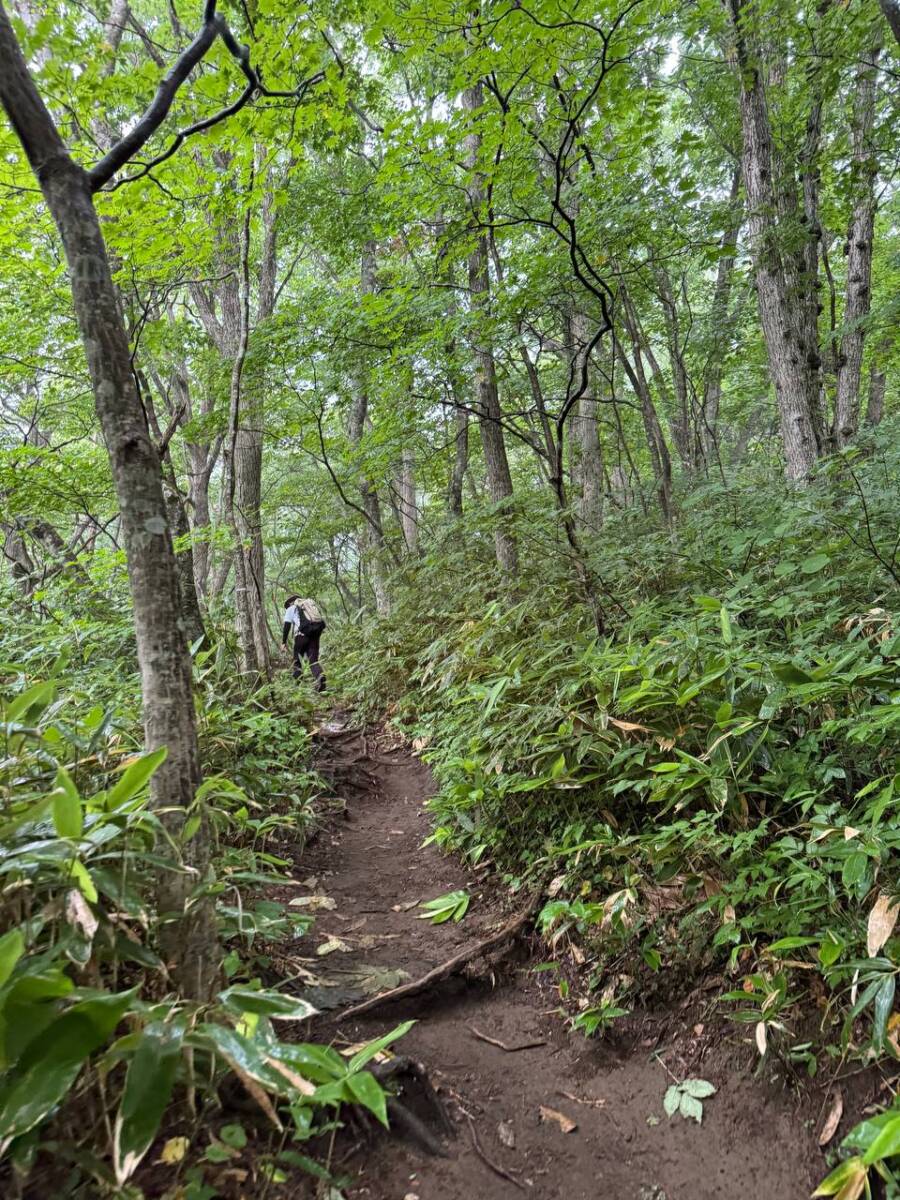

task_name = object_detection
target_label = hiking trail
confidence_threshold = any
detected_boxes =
[281,714,823,1199]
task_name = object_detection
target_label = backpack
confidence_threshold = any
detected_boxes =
[291,599,325,636]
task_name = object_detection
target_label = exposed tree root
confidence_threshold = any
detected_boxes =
[338,895,541,1021]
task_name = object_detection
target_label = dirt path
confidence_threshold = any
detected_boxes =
[293,718,822,1200]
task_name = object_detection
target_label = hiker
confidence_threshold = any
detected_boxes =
[281,595,326,692]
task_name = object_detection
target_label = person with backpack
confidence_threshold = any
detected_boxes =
[281,595,326,692]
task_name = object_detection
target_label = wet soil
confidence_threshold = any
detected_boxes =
[292,717,830,1200]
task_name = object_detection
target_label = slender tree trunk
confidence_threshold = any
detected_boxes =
[348,241,391,616]
[0,8,218,999]
[654,268,695,472]
[834,38,882,448]
[615,290,674,523]
[448,407,469,518]
[397,447,418,555]
[865,360,886,428]
[700,167,742,464]
[568,308,604,529]
[463,82,518,576]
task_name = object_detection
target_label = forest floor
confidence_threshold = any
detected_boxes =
[279,714,832,1200]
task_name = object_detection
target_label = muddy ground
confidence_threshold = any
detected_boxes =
[275,717,845,1200]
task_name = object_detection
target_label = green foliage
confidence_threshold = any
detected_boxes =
[0,639,406,1192]
[416,889,470,924]
[663,1079,717,1125]
[340,435,900,1067]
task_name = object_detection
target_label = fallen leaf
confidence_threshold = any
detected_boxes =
[608,717,651,734]
[316,937,351,957]
[265,1056,316,1097]
[818,1089,843,1147]
[547,874,567,898]
[157,1137,190,1165]
[843,826,861,841]
[866,892,900,958]
[755,1021,767,1056]
[391,898,420,912]
[539,1106,577,1134]
[498,1120,516,1148]
[289,895,336,911]
[65,888,98,940]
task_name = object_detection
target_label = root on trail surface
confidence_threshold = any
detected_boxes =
[338,894,541,1021]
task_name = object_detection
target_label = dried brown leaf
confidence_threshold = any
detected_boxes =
[866,892,900,958]
[818,1089,843,1147]
[539,1106,577,1134]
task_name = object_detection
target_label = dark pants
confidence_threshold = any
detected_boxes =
[292,632,325,692]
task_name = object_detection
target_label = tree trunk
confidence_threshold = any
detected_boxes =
[568,308,604,529]
[865,361,886,428]
[0,8,218,999]
[879,0,900,46]
[727,0,824,481]
[700,167,742,465]
[448,407,469,518]
[349,241,392,616]
[833,38,882,448]
[397,447,418,555]
[463,82,518,576]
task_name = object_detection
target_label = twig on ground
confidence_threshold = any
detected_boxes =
[466,1113,526,1191]
[337,895,541,1021]
[469,1026,547,1052]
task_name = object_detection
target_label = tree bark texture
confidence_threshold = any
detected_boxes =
[463,82,519,576]
[833,39,882,448]
[0,4,218,999]
[727,0,824,481]
[568,308,604,529]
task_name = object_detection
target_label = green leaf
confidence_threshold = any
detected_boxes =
[767,936,818,953]
[679,1093,704,1122]
[52,768,83,840]
[218,987,318,1022]
[812,1156,867,1197]
[0,988,137,1141]
[106,748,168,809]
[719,607,733,645]
[663,1085,680,1117]
[219,1123,247,1149]
[113,1022,184,1184]
[862,1112,900,1165]
[800,554,830,575]
[841,852,868,890]
[6,681,55,724]
[69,860,98,903]
[872,976,895,1050]
[818,936,844,968]
[0,929,24,991]
[773,664,815,686]
[345,1070,388,1127]
[347,1020,414,1074]
[681,1079,716,1099]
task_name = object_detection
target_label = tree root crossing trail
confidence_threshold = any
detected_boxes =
[290,717,820,1200]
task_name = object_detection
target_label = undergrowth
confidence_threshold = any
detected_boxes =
[0,603,404,1198]
[338,430,900,1188]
